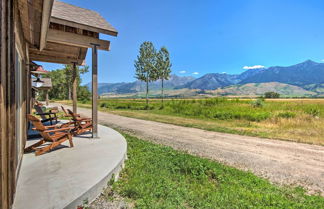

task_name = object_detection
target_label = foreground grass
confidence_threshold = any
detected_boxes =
[58,98,324,145]
[104,133,324,208]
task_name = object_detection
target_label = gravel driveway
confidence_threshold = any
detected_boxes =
[56,103,324,195]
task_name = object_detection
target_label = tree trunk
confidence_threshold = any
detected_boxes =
[146,79,149,106]
[161,78,164,106]
[67,85,72,100]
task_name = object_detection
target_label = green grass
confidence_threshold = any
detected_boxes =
[96,98,324,122]
[109,133,324,208]
[58,98,324,145]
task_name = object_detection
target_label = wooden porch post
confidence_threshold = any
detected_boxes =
[91,44,99,138]
[45,90,49,106]
[72,62,77,114]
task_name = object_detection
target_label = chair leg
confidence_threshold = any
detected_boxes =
[35,135,70,156]
[68,134,74,147]
[24,139,46,153]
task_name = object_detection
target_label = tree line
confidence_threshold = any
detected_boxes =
[40,65,91,101]
[134,41,172,106]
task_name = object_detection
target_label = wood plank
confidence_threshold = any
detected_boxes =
[47,29,110,51]
[29,54,83,65]
[39,0,54,50]
[29,48,79,60]
[50,17,118,37]
[0,0,9,207]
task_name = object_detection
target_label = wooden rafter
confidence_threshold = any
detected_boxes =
[29,42,86,65]
[47,29,110,51]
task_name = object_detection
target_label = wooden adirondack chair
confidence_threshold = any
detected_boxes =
[61,106,80,118]
[25,114,74,156]
[34,104,58,125]
[67,109,93,135]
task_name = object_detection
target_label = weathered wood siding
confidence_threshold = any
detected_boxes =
[1,0,29,208]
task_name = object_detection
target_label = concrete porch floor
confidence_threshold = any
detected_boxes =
[13,125,127,209]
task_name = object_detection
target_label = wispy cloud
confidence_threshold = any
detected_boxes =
[321,59,324,62]
[192,72,199,75]
[179,70,186,74]
[222,72,227,74]
[243,65,265,70]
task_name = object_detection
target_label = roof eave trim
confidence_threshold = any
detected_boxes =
[50,16,118,37]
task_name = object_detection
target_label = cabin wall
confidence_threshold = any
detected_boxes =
[0,0,29,208]
[14,0,28,172]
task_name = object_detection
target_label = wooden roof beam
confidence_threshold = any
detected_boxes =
[47,29,110,51]
[39,0,54,50]
[29,54,83,65]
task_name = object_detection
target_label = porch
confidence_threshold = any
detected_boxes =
[13,125,127,209]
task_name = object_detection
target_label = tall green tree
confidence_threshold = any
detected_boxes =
[134,41,158,105]
[42,65,90,101]
[156,47,172,106]
[62,64,89,99]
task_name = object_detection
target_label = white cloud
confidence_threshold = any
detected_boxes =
[179,70,186,74]
[192,72,199,75]
[321,59,324,62]
[243,65,265,70]
[222,72,227,74]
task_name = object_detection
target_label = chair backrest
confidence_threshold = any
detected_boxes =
[67,109,78,121]
[27,114,51,140]
[61,106,68,116]
[61,106,71,116]
[35,100,44,107]
[34,105,47,120]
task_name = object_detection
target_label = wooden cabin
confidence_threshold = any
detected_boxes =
[0,0,117,208]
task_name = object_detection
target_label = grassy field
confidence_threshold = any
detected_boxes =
[59,98,324,145]
[93,133,324,208]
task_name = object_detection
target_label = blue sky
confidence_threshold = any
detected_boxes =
[39,0,324,84]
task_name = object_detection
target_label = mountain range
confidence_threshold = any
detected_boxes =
[87,74,195,95]
[87,60,324,97]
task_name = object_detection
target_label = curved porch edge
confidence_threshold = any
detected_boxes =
[13,125,127,209]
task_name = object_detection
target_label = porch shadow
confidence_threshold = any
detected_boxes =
[13,125,127,209]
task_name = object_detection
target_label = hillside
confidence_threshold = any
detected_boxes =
[239,60,324,86]
[211,82,317,97]
[176,73,239,90]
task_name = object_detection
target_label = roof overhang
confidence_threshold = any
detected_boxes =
[51,17,118,37]
[27,0,118,65]
[29,42,87,65]
[18,0,54,49]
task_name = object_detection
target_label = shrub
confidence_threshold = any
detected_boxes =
[277,112,296,119]
[100,102,109,108]
[305,108,320,117]
[251,99,264,108]
[264,92,280,98]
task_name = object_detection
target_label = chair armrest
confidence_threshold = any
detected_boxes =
[45,125,60,129]
[36,112,52,115]
[44,127,72,133]
[76,117,91,121]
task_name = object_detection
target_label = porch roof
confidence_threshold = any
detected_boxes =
[51,0,118,36]
[28,0,118,65]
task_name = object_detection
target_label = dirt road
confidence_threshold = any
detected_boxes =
[56,103,324,195]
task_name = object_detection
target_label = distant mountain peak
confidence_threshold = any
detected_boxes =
[303,59,316,63]
[298,59,318,65]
